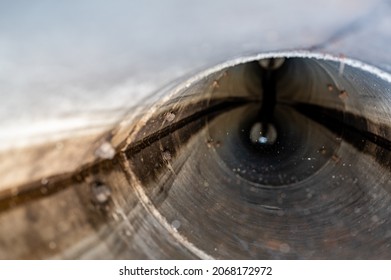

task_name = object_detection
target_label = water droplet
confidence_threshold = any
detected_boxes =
[165,112,176,122]
[91,182,112,204]
[162,150,172,161]
[212,80,220,88]
[206,138,221,148]
[95,141,115,160]
[279,243,290,253]
[171,220,181,230]
[371,215,380,223]
[41,178,48,185]
[249,122,277,145]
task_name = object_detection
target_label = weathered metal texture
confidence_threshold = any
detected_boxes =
[0,0,390,259]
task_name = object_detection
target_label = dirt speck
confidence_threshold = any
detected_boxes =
[339,90,348,100]
[331,154,341,164]
[206,139,221,148]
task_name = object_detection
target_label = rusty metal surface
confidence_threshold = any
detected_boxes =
[0,0,391,259]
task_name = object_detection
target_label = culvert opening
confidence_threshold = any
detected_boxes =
[123,52,391,259]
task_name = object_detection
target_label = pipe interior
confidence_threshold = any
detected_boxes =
[124,55,391,259]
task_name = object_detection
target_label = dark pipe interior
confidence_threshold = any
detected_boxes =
[124,55,391,259]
